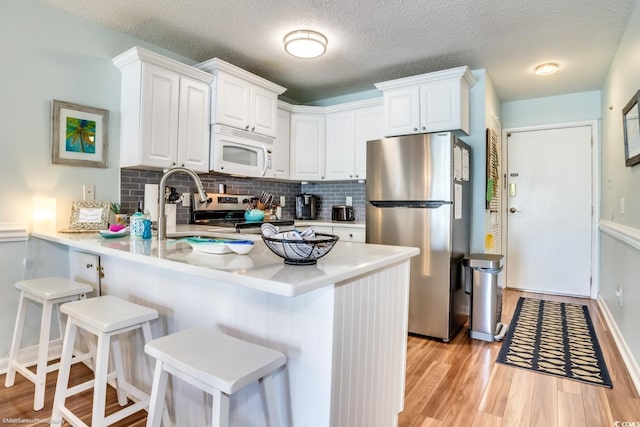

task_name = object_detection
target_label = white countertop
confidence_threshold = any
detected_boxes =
[32,225,417,297]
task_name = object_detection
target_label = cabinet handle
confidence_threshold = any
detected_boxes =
[245,125,250,130]
[349,174,353,178]
[251,126,255,132]
[321,176,325,179]
[171,161,176,166]
[421,126,426,131]
[349,233,353,238]
[413,127,418,132]
[86,263,93,269]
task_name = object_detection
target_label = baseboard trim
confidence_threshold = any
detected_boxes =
[0,340,63,375]
[597,296,640,394]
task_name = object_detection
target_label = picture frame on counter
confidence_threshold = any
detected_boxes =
[51,100,109,168]
[622,90,640,167]
[66,201,111,231]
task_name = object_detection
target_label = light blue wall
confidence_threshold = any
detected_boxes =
[501,91,601,129]
[0,0,196,230]
[599,0,640,378]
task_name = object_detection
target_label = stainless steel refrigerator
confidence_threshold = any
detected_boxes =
[366,132,471,341]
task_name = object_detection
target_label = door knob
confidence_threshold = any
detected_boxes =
[509,207,517,213]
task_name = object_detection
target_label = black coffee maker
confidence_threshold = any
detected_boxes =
[295,193,318,220]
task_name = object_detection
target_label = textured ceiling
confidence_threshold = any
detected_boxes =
[41,0,636,104]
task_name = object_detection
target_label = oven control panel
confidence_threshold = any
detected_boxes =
[192,193,254,211]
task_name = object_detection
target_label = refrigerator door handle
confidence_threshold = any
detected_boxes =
[369,200,451,208]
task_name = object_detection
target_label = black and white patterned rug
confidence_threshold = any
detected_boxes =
[496,297,612,388]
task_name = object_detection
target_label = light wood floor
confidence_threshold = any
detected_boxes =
[398,288,640,427]
[1,289,639,426]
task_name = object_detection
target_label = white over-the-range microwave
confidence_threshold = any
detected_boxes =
[210,124,274,178]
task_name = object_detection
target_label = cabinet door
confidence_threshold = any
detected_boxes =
[274,108,290,179]
[332,226,366,243]
[177,76,211,172]
[290,113,325,181]
[251,85,278,138]
[215,72,251,130]
[325,110,356,180]
[354,105,383,180]
[419,80,461,133]
[141,63,180,168]
[382,86,420,137]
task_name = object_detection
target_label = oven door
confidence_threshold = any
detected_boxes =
[211,125,274,178]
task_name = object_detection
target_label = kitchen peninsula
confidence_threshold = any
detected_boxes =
[30,228,418,426]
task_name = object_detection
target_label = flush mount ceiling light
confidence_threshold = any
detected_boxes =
[535,62,559,76]
[284,30,327,59]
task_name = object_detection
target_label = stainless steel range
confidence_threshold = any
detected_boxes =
[190,193,294,233]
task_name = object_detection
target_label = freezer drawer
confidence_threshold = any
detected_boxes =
[366,204,458,339]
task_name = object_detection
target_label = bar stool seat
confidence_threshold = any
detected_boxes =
[52,295,159,427]
[145,327,286,427]
[4,276,93,411]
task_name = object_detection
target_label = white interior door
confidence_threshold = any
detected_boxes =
[506,125,592,296]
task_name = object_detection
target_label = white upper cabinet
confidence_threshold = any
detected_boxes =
[197,58,286,138]
[113,47,213,172]
[354,104,383,180]
[325,110,356,180]
[289,112,326,181]
[325,101,383,181]
[274,106,291,179]
[375,66,476,136]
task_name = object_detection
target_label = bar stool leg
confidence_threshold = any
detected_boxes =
[141,323,172,427]
[260,375,281,427]
[52,320,78,423]
[212,390,230,427]
[111,335,129,406]
[4,291,27,388]
[146,359,169,427]
[91,333,112,427]
[33,301,53,410]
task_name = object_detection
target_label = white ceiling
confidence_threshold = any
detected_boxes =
[41,0,636,104]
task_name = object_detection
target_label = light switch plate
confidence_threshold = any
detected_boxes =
[83,184,95,201]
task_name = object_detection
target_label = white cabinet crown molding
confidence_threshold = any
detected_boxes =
[374,66,476,91]
[196,57,286,95]
[113,46,214,83]
[286,97,383,114]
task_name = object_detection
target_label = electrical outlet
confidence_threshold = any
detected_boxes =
[280,196,286,207]
[83,184,95,201]
[346,196,352,206]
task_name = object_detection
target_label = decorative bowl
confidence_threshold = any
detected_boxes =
[262,233,339,265]
[244,209,265,222]
[185,238,255,255]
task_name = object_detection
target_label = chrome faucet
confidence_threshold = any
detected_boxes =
[157,167,210,240]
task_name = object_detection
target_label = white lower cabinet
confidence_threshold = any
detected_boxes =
[332,226,366,243]
[300,224,366,243]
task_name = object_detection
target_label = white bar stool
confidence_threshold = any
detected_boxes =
[52,295,159,427]
[4,276,94,411]
[144,327,286,427]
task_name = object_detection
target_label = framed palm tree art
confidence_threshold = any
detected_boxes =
[52,99,109,168]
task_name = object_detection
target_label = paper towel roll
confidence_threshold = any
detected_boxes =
[165,204,177,231]
[144,184,159,221]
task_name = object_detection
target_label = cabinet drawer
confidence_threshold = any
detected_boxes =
[333,227,365,243]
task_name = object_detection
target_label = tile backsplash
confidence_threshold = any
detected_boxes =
[120,170,366,224]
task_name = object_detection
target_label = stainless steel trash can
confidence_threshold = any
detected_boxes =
[464,254,508,342]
